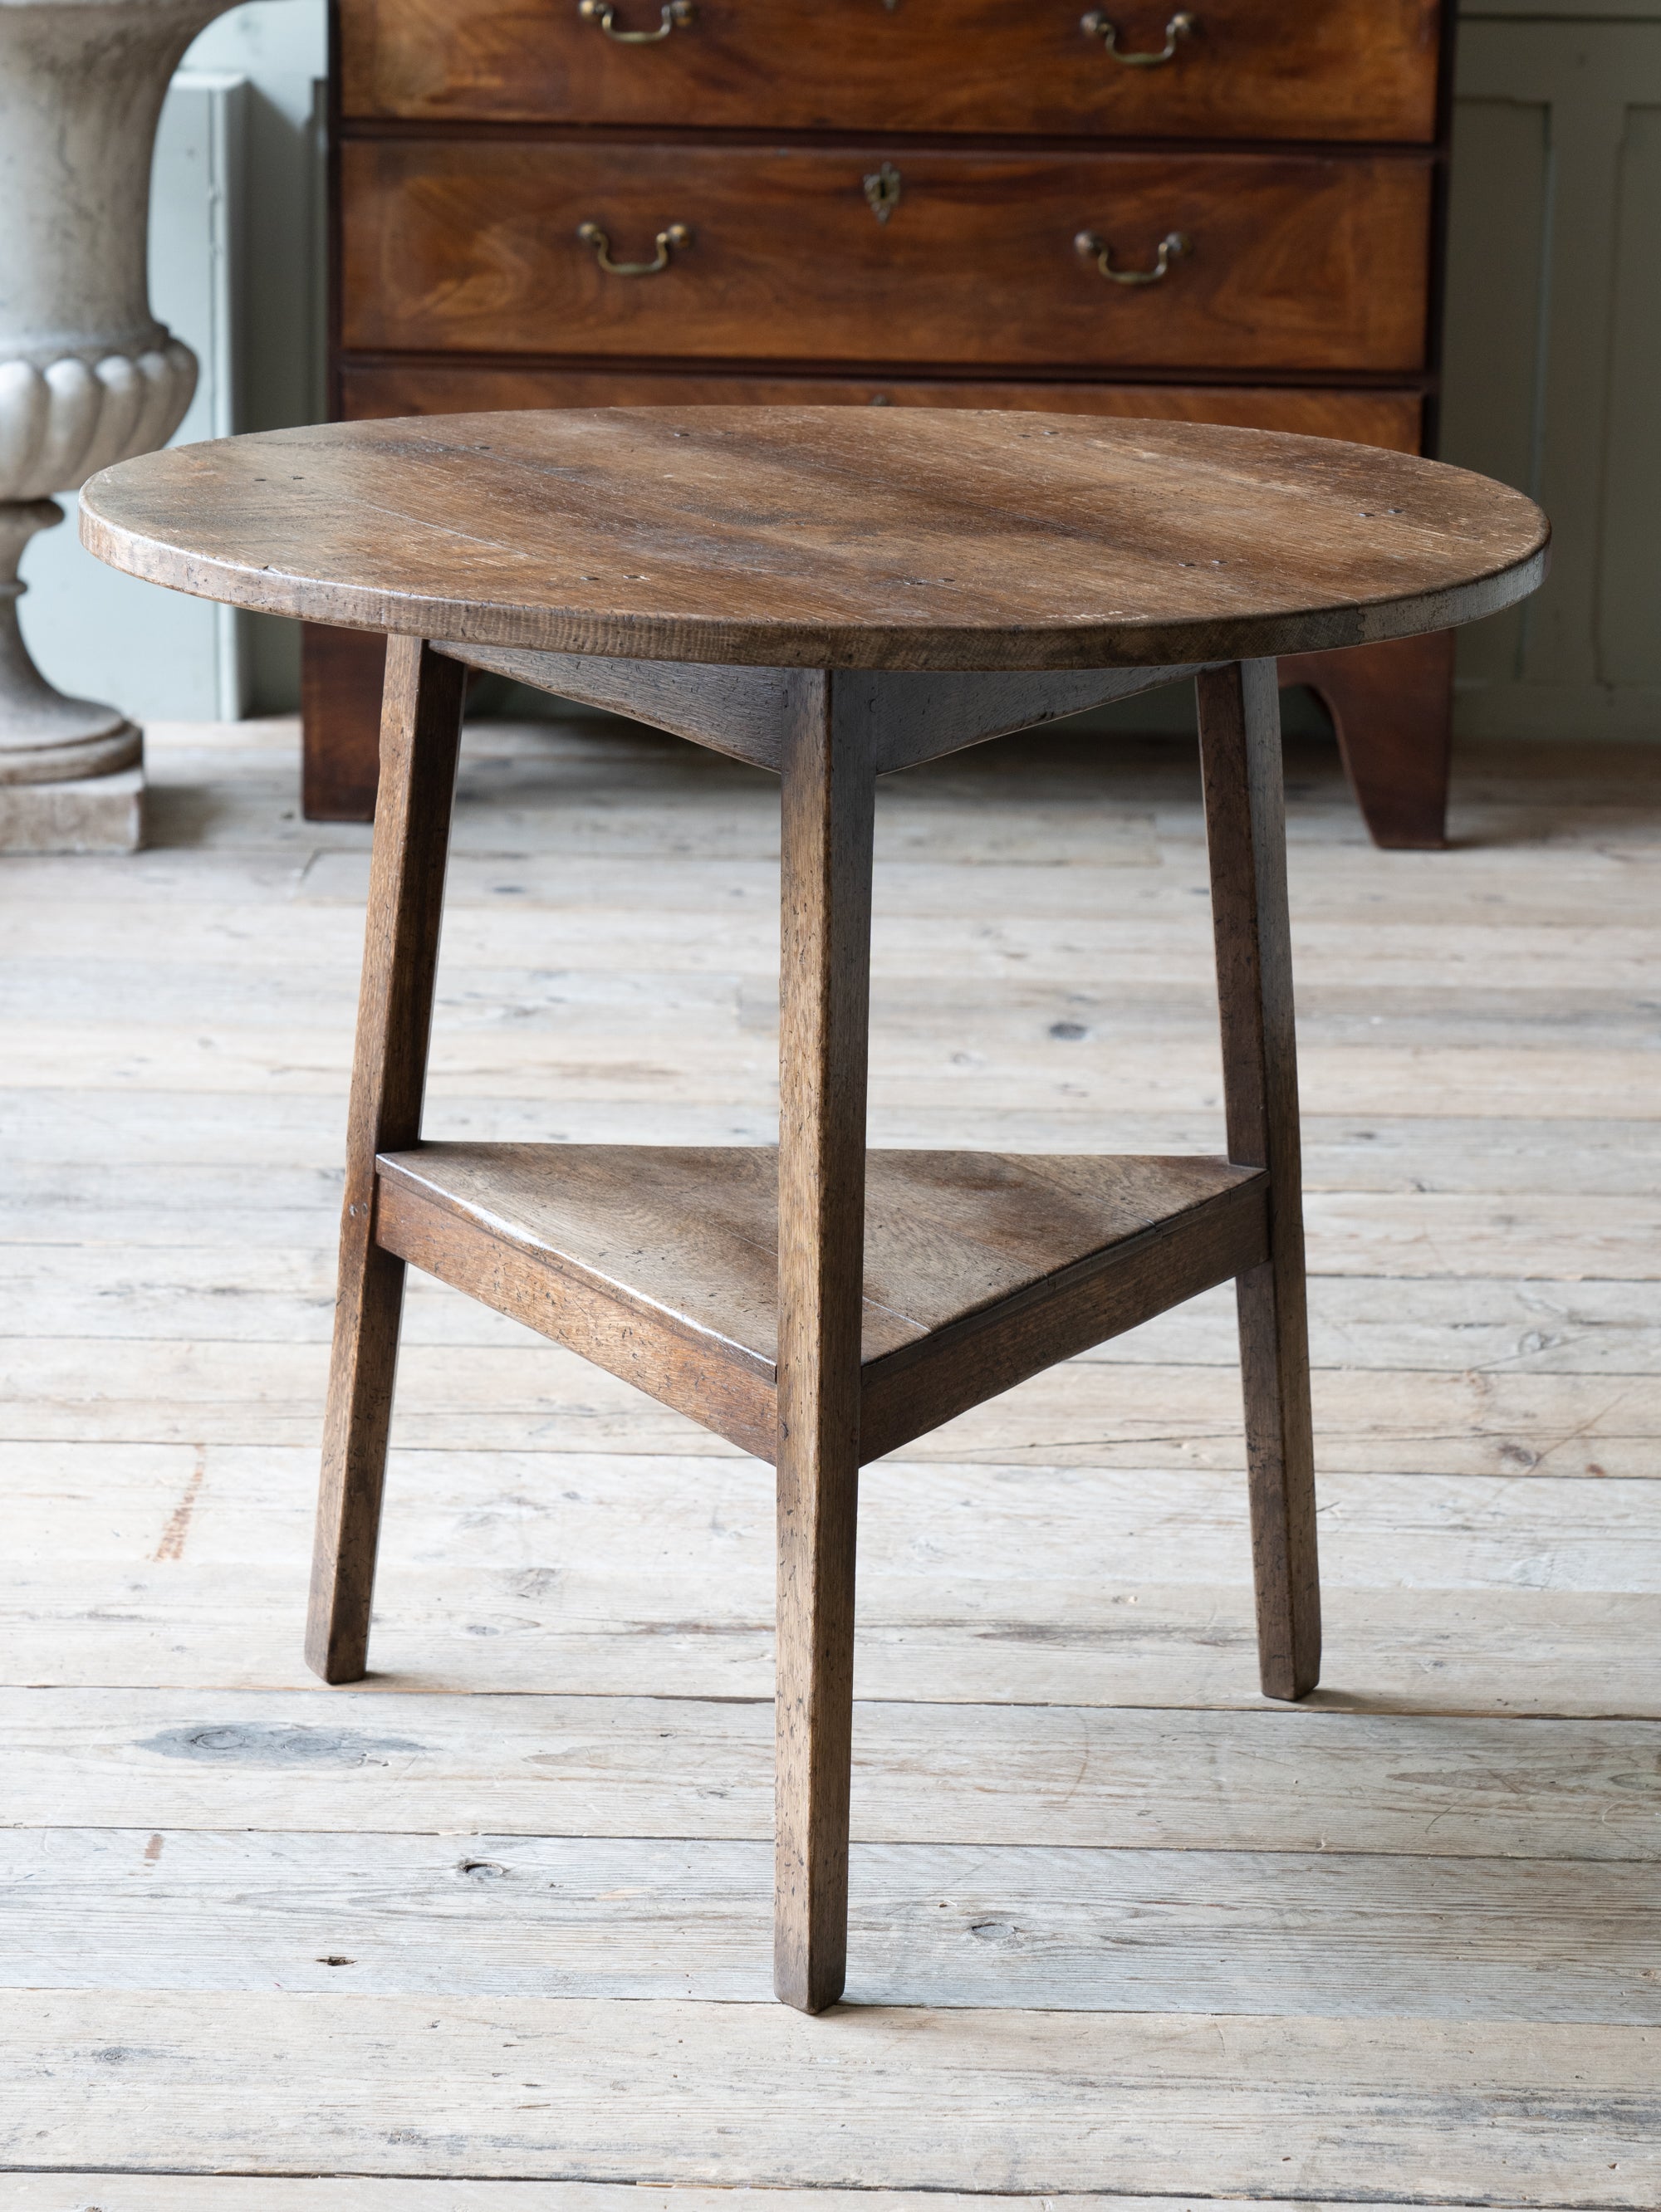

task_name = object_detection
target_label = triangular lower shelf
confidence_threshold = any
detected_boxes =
[374,1143,1268,1463]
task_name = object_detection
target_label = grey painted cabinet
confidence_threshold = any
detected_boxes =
[1448,1,1661,734]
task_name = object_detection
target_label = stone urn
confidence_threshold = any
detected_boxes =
[0,0,250,844]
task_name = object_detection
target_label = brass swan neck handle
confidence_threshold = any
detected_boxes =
[578,0,693,43]
[1080,10,1196,66]
[1074,228,1190,285]
[577,219,693,276]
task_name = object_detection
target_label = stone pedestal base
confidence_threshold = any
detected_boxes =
[0,499,145,849]
[0,762,143,853]
[0,0,258,859]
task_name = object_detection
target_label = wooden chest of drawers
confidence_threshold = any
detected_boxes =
[308,0,1456,844]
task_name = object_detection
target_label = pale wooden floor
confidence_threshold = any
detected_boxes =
[2,711,1659,2208]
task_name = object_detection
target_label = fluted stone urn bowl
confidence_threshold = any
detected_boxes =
[0,0,247,795]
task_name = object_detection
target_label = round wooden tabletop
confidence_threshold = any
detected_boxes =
[80,409,1549,673]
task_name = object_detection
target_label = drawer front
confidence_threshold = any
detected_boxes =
[341,143,1433,374]
[340,362,1426,454]
[342,0,1442,144]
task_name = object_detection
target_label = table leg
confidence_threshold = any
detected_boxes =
[1197,659,1322,1702]
[773,669,876,2013]
[306,637,467,1685]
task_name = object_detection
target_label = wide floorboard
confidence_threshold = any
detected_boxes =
[2,716,1658,2206]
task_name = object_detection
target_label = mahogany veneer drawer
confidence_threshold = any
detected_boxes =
[340,362,1425,454]
[341,143,1433,374]
[341,0,1441,143]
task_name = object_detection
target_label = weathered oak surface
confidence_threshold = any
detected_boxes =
[370,1142,1265,1474]
[81,410,1547,670]
[375,1143,1261,1371]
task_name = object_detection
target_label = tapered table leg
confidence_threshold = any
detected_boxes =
[306,637,467,1685]
[1198,658,1321,1702]
[773,668,877,2012]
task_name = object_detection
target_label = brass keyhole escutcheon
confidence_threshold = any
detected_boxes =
[864,162,903,225]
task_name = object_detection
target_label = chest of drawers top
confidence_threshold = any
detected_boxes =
[341,0,1445,143]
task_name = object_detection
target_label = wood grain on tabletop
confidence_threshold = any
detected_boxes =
[81,409,1548,669]
[305,377,1429,824]
[307,382,1429,817]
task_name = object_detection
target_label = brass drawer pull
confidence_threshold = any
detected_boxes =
[578,0,693,42]
[578,219,692,275]
[1080,9,1195,65]
[1074,228,1189,285]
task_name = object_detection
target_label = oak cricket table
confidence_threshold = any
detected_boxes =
[81,408,1549,2012]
